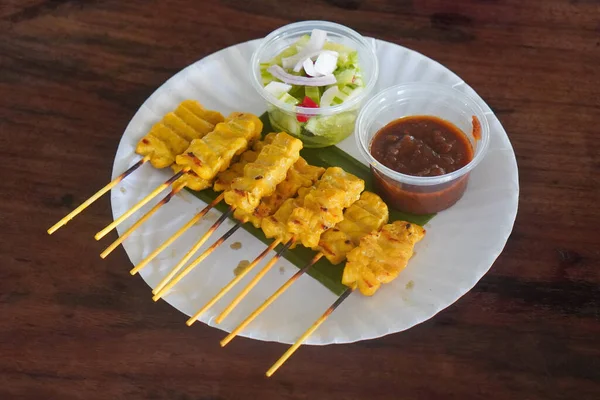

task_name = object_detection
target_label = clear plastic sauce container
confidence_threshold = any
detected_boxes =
[356,83,490,215]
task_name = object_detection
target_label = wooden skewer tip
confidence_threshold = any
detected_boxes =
[47,155,150,235]
[99,185,184,259]
[94,169,187,241]
[265,288,352,377]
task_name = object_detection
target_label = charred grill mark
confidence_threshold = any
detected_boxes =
[165,170,186,185]
[211,221,243,249]
[254,175,263,180]
[120,157,147,180]
[161,188,180,205]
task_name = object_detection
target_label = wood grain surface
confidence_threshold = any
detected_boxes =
[1,0,599,399]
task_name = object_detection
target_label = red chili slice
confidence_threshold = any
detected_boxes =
[300,96,319,108]
[297,96,319,122]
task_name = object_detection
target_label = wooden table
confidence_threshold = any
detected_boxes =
[1,1,599,399]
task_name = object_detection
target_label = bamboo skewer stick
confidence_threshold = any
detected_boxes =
[48,155,151,235]
[99,184,187,259]
[186,238,283,326]
[266,288,353,377]
[129,193,225,276]
[94,168,188,241]
[152,214,241,302]
[220,252,323,347]
[151,207,234,298]
[215,237,295,324]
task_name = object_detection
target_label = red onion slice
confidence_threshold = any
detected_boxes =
[267,65,337,86]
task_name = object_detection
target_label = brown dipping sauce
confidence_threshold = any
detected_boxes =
[370,115,478,214]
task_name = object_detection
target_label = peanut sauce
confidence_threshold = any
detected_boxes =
[370,115,479,214]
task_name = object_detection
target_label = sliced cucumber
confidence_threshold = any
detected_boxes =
[332,97,344,105]
[336,50,359,70]
[347,51,359,67]
[268,109,302,135]
[279,93,300,105]
[288,85,305,99]
[334,68,356,85]
[304,112,357,138]
[305,86,320,105]
[261,72,277,86]
[340,86,354,96]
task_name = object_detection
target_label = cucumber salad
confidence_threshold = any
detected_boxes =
[260,29,365,147]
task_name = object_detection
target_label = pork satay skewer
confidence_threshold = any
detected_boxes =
[214,167,365,324]
[93,112,262,240]
[100,180,193,258]
[107,133,277,262]
[94,168,189,240]
[184,179,324,325]
[220,191,388,345]
[47,100,223,235]
[181,155,325,321]
[127,142,263,274]
[152,132,303,301]
[266,221,426,377]
[153,132,302,301]
[100,149,238,258]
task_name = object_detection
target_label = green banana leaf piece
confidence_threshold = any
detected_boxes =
[186,113,435,295]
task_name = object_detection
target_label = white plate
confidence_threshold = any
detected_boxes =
[110,39,519,345]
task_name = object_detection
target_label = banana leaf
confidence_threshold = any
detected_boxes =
[186,113,435,295]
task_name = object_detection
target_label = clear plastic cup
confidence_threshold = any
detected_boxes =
[250,21,379,148]
[355,82,490,215]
